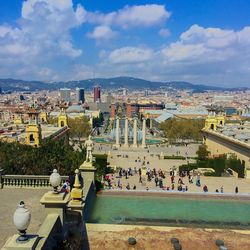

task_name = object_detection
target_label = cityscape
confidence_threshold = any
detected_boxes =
[0,1,250,250]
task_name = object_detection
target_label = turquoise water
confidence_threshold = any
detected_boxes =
[88,195,250,228]
[92,137,162,144]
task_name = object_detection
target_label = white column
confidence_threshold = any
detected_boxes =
[141,118,146,148]
[133,118,137,147]
[149,118,153,129]
[124,117,129,147]
[115,117,120,147]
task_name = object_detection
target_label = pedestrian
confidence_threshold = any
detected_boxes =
[139,176,142,183]
[61,180,70,193]
[235,186,238,193]
[220,186,224,193]
[155,176,159,187]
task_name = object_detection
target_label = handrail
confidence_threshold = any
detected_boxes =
[1,174,68,188]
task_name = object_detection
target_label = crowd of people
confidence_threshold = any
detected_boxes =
[103,159,240,194]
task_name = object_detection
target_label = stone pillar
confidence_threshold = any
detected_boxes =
[115,117,120,147]
[40,191,70,226]
[111,103,116,119]
[68,169,84,215]
[133,118,137,148]
[124,117,129,147]
[141,118,146,148]
[0,169,3,189]
[89,114,93,129]
[149,118,153,129]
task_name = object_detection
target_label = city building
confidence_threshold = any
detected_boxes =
[93,86,101,103]
[76,88,85,103]
[60,88,71,102]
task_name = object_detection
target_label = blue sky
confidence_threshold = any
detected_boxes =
[0,0,250,87]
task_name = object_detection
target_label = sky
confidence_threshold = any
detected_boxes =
[0,0,250,87]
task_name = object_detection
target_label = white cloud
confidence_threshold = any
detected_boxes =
[87,26,116,40]
[108,47,154,64]
[161,24,250,64]
[113,4,170,28]
[98,25,250,87]
[0,0,85,80]
[88,4,171,28]
[159,28,171,37]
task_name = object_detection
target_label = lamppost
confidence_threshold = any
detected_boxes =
[13,201,31,242]
[49,169,61,193]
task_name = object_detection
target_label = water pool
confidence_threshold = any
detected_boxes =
[92,137,163,144]
[88,195,250,229]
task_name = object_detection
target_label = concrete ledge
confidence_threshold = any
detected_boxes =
[99,189,250,201]
[86,223,250,235]
[35,214,62,250]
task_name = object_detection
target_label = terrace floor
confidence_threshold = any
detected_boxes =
[0,188,47,249]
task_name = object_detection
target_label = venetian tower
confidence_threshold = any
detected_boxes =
[40,110,48,123]
[216,108,225,127]
[58,105,68,128]
[204,107,218,131]
[14,111,24,125]
[25,108,42,147]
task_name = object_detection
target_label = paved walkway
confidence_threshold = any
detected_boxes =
[94,143,199,170]
[104,171,250,194]
[0,188,47,248]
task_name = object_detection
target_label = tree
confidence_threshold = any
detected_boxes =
[68,117,91,142]
[0,139,86,175]
[196,144,210,161]
[93,112,104,128]
[159,118,205,143]
[226,154,245,178]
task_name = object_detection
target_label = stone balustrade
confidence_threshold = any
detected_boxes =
[0,174,68,189]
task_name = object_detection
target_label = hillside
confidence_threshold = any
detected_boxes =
[0,77,248,92]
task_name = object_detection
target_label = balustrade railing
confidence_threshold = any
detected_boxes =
[0,174,68,189]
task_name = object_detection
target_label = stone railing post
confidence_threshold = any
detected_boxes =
[0,169,3,189]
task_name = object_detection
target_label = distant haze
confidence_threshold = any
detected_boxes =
[0,77,248,92]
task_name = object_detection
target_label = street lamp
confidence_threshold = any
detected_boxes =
[13,201,31,242]
[49,169,61,193]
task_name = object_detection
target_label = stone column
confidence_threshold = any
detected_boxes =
[40,190,70,226]
[149,118,153,129]
[115,117,120,147]
[133,118,137,148]
[141,118,146,148]
[124,117,129,147]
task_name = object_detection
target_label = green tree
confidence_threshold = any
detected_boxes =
[0,139,86,175]
[196,144,210,161]
[68,117,91,142]
[159,118,205,143]
[226,154,245,178]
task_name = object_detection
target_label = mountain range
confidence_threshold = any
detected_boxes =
[0,77,248,92]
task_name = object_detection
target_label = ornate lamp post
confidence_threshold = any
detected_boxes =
[13,201,31,242]
[49,169,61,193]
